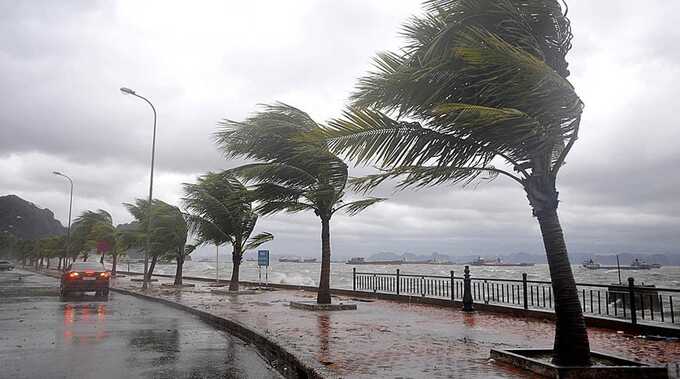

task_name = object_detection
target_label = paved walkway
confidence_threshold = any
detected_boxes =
[112,275,680,379]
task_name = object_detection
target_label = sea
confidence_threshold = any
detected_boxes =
[117,260,680,290]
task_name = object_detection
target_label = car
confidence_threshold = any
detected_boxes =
[0,260,14,271]
[60,262,110,298]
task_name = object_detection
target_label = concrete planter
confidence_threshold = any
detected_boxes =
[210,289,260,295]
[160,283,196,288]
[490,348,668,379]
[290,300,357,311]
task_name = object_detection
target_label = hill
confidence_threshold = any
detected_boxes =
[0,194,66,240]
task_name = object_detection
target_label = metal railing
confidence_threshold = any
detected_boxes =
[353,266,680,327]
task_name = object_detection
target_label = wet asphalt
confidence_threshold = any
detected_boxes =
[0,269,283,379]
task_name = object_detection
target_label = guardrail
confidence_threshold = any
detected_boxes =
[353,266,680,327]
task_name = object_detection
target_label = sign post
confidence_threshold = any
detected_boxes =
[257,250,270,287]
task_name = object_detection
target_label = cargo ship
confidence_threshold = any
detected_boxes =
[469,257,534,267]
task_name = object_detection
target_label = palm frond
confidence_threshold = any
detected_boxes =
[244,232,274,251]
[350,165,516,193]
[333,198,386,216]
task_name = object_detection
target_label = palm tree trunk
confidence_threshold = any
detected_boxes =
[112,253,118,276]
[537,208,591,366]
[58,257,62,270]
[229,244,242,291]
[174,253,184,286]
[317,217,332,304]
[146,255,158,281]
[99,253,105,264]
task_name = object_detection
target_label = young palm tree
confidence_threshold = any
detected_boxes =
[215,104,385,304]
[74,210,133,274]
[320,0,588,365]
[146,201,192,286]
[124,199,190,283]
[183,171,273,291]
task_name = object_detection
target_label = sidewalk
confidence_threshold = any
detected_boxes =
[111,275,680,379]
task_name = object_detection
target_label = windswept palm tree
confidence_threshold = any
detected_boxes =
[124,199,190,283]
[74,210,133,274]
[215,104,385,304]
[320,0,588,365]
[183,171,273,291]
[146,201,192,286]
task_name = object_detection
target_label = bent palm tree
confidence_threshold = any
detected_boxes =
[75,209,134,275]
[215,104,385,304]
[183,171,273,291]
[124,199,186,281]
[321,0,588,365]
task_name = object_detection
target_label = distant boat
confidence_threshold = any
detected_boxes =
[469,257,534,267]
[278,257,317,263]
[346,257,402,265]
[582,258,601,269]
[582,258,661,270]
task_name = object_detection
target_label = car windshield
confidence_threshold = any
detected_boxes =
[70,262,105,271]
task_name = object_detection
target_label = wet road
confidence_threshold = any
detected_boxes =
[0,270,283,379]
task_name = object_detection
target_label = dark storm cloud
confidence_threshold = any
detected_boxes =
[1,0,679,259]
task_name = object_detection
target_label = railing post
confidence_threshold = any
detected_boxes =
[353,267,356,292]
[396,269,400,295]
[463,266,474,312]
[522,273,528,310]
[628,277,637,325]
[450,270,454,302]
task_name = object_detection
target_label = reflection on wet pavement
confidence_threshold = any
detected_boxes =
[0,270,283,379]
[113,275,680,379]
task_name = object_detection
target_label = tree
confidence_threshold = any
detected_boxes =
[124,199,191,283]
[215,104,384,303]
[321,0,588,365]
[183,171,273,291]
[146,201,192,286]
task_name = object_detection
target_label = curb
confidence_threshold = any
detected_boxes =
[110,287,326,379]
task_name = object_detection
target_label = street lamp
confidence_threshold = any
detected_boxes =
[120,86,157,290]
[53,171,73,269]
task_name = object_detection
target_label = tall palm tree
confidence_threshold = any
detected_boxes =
[183,171,273,291]
[319,0,588,365]
[215,104,385,304]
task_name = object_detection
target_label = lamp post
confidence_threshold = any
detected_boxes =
[53,171,73,269]
[120,87,157,290]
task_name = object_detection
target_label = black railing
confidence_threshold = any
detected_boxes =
[352,266,680,328]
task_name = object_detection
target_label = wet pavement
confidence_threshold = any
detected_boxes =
[112,275,680,379]
[0,269,283,379]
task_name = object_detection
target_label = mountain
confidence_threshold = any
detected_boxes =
[0,194,65,240]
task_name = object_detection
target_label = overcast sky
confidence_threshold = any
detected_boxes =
[2,0,679,259]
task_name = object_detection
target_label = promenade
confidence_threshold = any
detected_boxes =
[112,274,680,378]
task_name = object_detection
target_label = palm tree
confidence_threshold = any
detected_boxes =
[319,0,588,365]
[183,171,273,291]
[215,104,385,304]
[143,200,192,286]
[74,210,129,273]
[123,199,188,283]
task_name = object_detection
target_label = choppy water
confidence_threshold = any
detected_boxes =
[117,260,680,290]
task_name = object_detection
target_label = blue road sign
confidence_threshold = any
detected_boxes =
[257,250,269,267]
